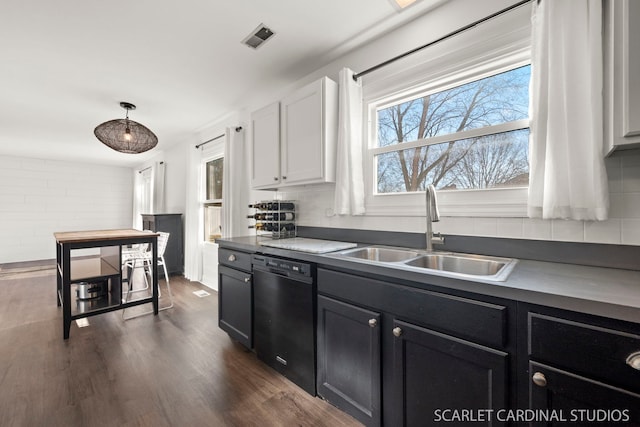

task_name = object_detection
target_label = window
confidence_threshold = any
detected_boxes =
[374,66,530,194]
[205,157,224,200]
[363,9,532,217]
[204,156,223,242]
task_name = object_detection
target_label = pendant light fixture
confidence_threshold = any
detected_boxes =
[94,102,158,154]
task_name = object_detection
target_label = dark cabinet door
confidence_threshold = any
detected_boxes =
[391,319,509,427]
[529,362,640,426]
[141,214,183,275]
[317,295,381,427]
[218,265,252,349]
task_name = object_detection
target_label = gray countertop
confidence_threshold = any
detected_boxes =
[216,236,640,324]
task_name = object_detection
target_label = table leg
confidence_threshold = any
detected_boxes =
[62,244,72,340]
[152,238,159,315]
[56,242,62,307]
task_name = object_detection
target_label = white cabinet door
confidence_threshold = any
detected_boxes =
[251,102,280,189]
[622,0,640,137]
[281,77,338,186]
[605,0,640,154]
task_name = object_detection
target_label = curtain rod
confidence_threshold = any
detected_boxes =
[195,126,243,149]
[195,133,224,149]
[352,0,532,81]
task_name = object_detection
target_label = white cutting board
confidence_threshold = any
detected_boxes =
[259,237,357,254]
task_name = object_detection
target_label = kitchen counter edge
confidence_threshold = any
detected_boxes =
[215,236,640,324]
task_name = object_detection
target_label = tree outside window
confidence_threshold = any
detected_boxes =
[375,65,530,194]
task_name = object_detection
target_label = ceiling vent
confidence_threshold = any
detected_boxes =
[242,24,275,49]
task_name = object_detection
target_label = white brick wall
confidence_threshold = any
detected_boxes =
[277,151,640,246]
[0,155,133,263]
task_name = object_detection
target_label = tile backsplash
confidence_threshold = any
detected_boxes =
[277,151,640,246]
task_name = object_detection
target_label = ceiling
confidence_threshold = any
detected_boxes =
[0,0,447,166]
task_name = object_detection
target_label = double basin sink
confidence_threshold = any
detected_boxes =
[328,246,517,282]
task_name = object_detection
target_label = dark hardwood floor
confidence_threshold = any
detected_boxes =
[0,265,361,427]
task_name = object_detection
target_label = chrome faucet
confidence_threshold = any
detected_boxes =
[425,184,444,251]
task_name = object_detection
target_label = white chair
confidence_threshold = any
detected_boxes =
[121,243,150,294]
[122,231,174,319]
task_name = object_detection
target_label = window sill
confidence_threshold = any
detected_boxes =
[365,187,528,217]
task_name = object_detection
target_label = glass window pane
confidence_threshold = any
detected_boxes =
[206,158,223,200]
[204,203,222,241]
[377,65,530,147]
[376,129,529,193]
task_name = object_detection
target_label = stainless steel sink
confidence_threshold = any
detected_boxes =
[329,246,517,281]
[404,253,511,277]
[336,247,420,262]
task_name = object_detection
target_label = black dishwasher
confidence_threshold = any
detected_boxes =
[252,255,316,395]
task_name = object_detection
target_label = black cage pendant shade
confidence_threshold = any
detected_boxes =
[94,102,158,154]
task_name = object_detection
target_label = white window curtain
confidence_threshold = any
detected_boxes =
[184,144,204,281]
[132,167,153,229]
[223,127,248,237]
[153,161,165,214]
[334,67,366,216]
[132,161,166,229]
[528,0,609,220]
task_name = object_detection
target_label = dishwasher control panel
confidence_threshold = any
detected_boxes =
[252,255,312,278]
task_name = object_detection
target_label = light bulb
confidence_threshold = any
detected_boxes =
[124,127,132,141]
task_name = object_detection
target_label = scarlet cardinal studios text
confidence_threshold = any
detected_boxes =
[433,408,630,423]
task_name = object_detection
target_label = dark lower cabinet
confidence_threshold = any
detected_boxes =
[218,260,253,349]
[218,248,253,349]
[391,319,509,427]
[521,305,640,426]
[141,213,184,275]
[529,362,640,426]
[317,295,381,426]
[317,268,515,427]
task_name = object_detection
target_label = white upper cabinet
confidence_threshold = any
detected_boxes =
[251,102,280,188]
[280,77,338,186]
[605,0,640,154]
[250,76,338,189]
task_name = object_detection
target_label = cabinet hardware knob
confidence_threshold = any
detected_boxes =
[368,319,377,328]
[626,351,640,370]
[274,177,279,181]
[532,372,547,387]
[228,254,236,262]
[282,176,287,180]
[392,327,403,337]
[244,277,250,283]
